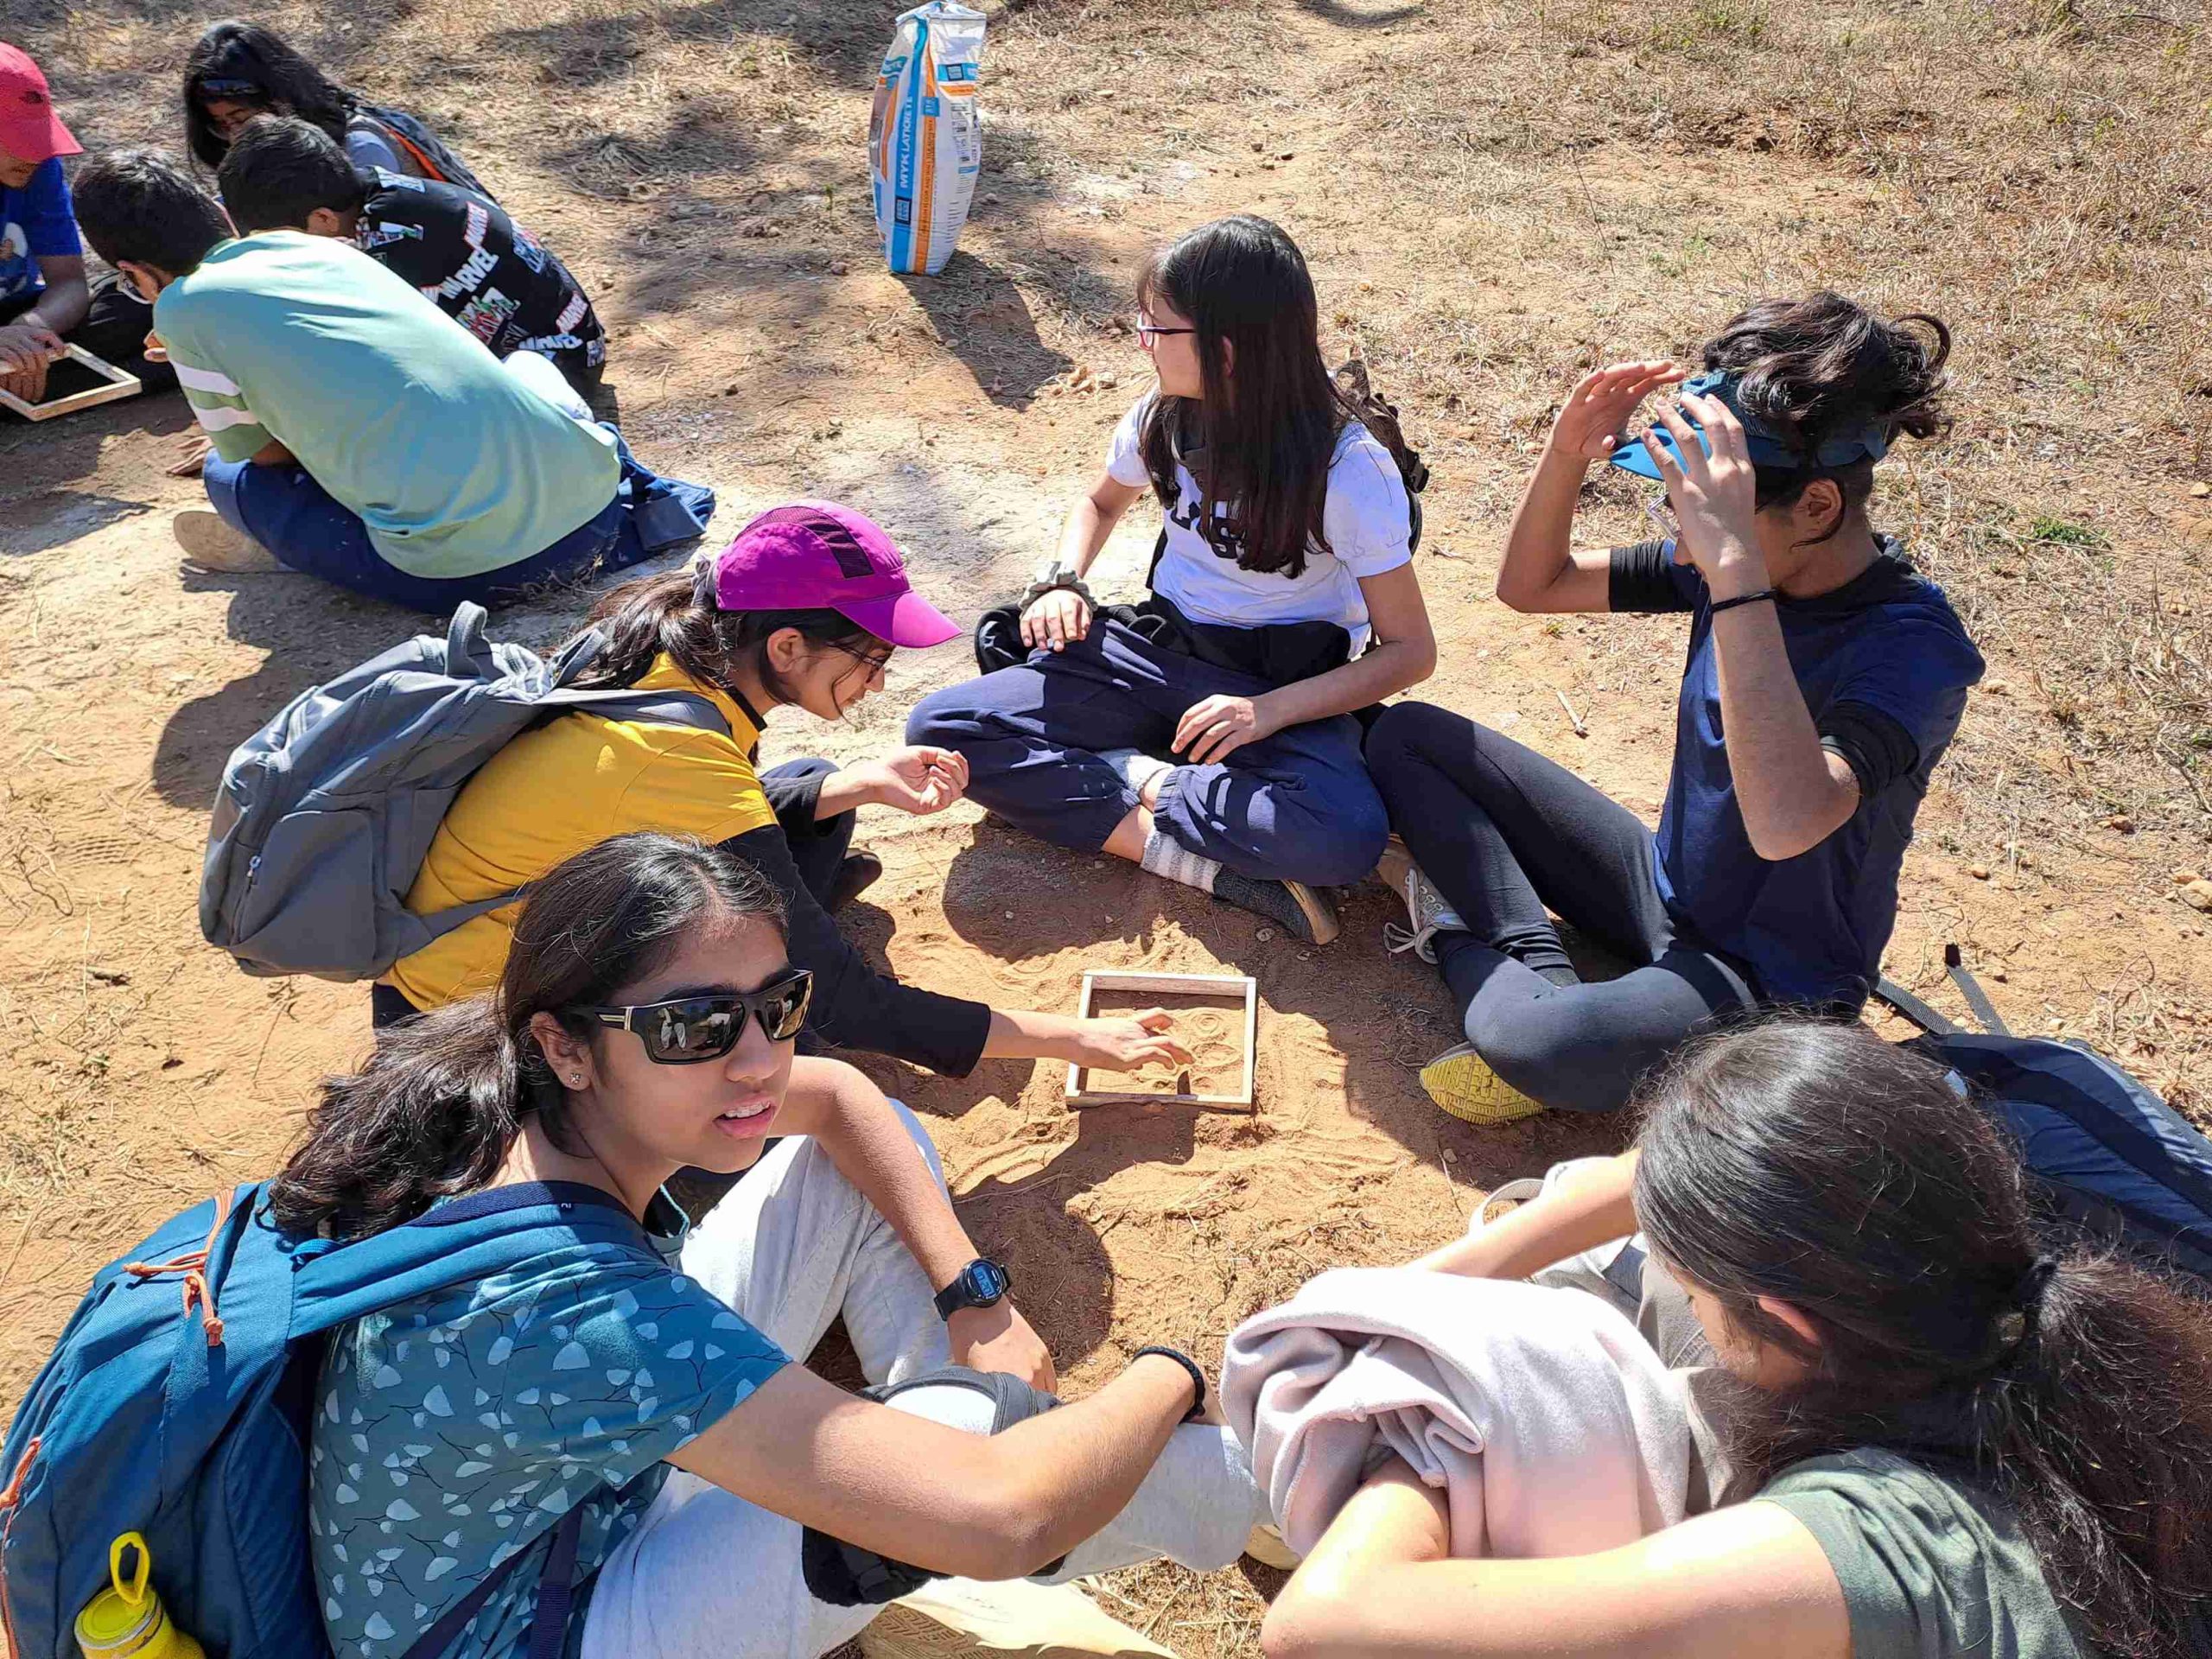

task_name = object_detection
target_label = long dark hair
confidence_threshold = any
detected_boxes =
[1135,215,1354,580]
[1700,290,1952,542]
[569,569,885,714]
[1634,1020,2212,1658]
[183,21,358,169]
[271,835,785,1240]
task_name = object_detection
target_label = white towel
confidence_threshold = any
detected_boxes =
[1221,1268,1690,1557]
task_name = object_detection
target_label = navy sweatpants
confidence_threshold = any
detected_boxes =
[907,618,1389,887]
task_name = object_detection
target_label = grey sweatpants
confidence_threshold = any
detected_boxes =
[581,1105,1263,1659]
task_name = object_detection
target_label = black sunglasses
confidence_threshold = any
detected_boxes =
[573,969,813,1065]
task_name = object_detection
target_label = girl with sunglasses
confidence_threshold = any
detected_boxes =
[1365,292,1983,1123]
[183,20,494,200]
[381,503,1192,1094]
[1262,1018,2212,1659]
[285,832,1261,1659]
[909,215,1436,944]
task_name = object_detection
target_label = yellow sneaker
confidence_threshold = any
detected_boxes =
[1419,1043,1547,1126]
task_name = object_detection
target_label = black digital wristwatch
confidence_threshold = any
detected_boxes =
[933,1257,1012,1320]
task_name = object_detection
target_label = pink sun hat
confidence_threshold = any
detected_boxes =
[709,501,960,650]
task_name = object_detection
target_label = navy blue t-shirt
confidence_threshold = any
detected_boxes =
[1610,539,1984,1007]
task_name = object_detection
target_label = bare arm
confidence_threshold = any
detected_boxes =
[1024,471,1148,651]
[1414,1152,1639,1279]
[1173,563,1435,765]
[0,255,91,402]
[1643,397,1859,861]
[20,253,90,335]
[776,1058,1052,1387]
[1261,1461,1851,1659]
[1497,361,1684,615]
[668,1351,1198,1579]
[982,1006,1192,1071]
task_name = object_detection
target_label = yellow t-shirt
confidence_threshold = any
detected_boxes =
[386,655,776,1010]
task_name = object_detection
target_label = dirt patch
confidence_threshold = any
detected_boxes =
[4,0,2211,1650]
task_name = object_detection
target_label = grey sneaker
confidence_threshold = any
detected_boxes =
[1378,836,1465,963]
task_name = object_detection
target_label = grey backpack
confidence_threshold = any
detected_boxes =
[200,603,730,981]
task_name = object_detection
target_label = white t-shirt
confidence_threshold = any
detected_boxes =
[1103,392,1413,652]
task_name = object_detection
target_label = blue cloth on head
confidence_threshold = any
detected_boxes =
[1608,369,1891,480]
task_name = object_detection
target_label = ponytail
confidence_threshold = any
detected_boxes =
[271,834,789,1240]
[270,1001,531,1239]
[1634,1019,2212,1659]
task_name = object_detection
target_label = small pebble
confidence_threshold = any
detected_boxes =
[1968,864,1991,880]
[1256,927,1275,942]
[1003,910,1014,920]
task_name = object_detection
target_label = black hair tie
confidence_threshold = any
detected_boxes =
[2012,1255,2060,1310]
[1987,1255,2061,1363]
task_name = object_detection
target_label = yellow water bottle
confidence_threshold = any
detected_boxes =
[73,1533,206,1659]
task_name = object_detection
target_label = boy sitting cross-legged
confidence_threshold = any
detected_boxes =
[69,149,709,610]
[217,116,606,401]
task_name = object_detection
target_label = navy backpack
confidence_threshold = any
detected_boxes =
[1,1180,658,1659]
[1878,948,2212,1285]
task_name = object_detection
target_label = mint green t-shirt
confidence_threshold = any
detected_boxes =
[1760,1450,2085,1659]
[156,232,620,580]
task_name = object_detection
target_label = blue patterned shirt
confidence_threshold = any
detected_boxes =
[308,1185,789,1658]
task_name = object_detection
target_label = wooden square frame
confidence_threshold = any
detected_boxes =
[0,345,142,422]
[1065,969,1256,1112]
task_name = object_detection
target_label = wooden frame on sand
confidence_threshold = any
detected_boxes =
[0,345,142,423]
[1065,969,1257,1112]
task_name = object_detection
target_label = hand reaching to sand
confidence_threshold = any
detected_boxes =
[949,1300,1057,1392]
[1064,1010,1192,1073]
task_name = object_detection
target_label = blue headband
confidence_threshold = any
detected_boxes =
[1607,369,1891,480]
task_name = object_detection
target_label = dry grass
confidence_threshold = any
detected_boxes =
[3,0,2211,1652]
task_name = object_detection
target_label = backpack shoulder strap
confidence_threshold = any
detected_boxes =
[398,1502,584,1659]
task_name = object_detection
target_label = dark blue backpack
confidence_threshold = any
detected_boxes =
[1878,950,2212,1284]
[1,1180,658,1659]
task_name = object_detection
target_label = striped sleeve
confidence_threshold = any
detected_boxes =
[171,354,275,462]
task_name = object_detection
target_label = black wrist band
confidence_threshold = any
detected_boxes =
[1134,1345,1208,1423]
[1709,588,1777,614]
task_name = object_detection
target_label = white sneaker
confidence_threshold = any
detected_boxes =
[173,510,287,573]
[1377,836,1466,964]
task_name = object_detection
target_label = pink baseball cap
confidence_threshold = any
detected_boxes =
[709,502,960,650]
[0,46,79,166]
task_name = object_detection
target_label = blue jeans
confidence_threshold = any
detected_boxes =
[200,426,714,613]
[906,617,1389,887]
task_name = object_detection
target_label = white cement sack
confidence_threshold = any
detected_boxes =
[870,1,986,276]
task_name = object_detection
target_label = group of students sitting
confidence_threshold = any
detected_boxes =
[10,41,2209,1655]
[4,27,671,611]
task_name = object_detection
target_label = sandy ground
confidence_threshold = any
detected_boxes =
[4,0,2210,1649]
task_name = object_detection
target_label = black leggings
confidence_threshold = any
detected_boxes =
[371,759,856,1033]
[1364,702,1754,1114]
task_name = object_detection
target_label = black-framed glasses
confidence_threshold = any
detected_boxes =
[573,969,814,1065]
[825,639,893,675]
[1134,319,1196,346]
